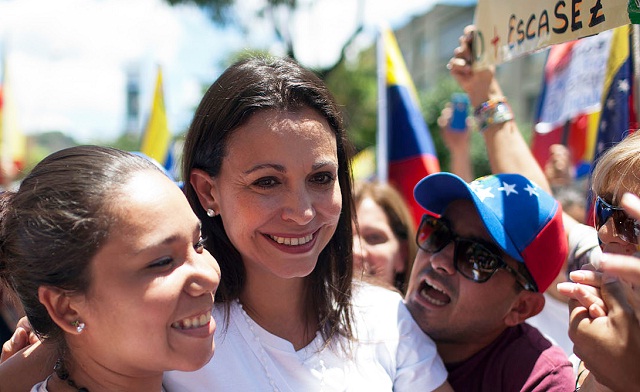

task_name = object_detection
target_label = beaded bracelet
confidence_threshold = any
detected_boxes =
[474,98,514,132]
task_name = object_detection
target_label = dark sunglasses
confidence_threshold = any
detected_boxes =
[416,214,538,292]
[595,196,640,244]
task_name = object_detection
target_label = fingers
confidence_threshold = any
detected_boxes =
[1,327,27,364]
[437,104,453,129]
[449,25,475,72]
[570,269,602,287]
[447,57,472,74]
[558,282,607,317]
[15,316,39,345]
[621,192,640,221]
[15,316,31,331]
[462,24,477,36]
[598,253,640,285]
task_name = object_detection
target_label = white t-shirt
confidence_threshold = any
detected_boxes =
[164,283,447,391]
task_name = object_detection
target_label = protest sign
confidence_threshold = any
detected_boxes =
[473,0,636,67]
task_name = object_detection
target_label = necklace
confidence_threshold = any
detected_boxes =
[235,299,327,392]
[236,299,280,392]
[54,358,89,392]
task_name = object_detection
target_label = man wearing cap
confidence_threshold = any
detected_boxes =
[405,172,575,391]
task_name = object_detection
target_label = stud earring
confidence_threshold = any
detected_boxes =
[71,320,86,334]
[206,208,216,217]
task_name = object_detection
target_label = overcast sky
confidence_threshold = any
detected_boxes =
[0,0,454,143]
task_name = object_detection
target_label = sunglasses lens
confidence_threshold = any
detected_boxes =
[595,197,610,229]
[595,197,639,244]
[455,240,500,282]
[614,212,640,244]
[417,216,450,252]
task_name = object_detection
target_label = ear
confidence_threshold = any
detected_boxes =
[37,286,86,335]
[394,239,409,274]
[503,291,545,327]
[190,169,220,213]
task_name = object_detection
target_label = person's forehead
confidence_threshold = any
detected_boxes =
[597,177,640,203]
[442,200,484,234]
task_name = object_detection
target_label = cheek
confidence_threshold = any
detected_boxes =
[408,252,429,281]
[317,186,343,222]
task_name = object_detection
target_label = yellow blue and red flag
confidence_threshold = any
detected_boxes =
[377,26,440,226]
[592,25,636,163]
[532,25,636,225]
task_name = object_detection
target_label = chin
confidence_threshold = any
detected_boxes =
[174,350,215,372]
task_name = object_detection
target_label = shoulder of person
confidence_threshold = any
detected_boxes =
[351,281,403,309]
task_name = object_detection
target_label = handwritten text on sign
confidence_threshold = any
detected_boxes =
[473,0,630,67]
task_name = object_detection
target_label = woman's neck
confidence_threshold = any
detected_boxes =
[48,351,164,392]
[239,273,318,350]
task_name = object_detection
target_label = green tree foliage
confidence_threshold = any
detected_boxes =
[324,48,377,152]
[163,0,364,78]
[420,78,491,178]
[108,132,143,152]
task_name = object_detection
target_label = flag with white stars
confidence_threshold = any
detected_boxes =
[593,25,637,163]
[585,25,637,225]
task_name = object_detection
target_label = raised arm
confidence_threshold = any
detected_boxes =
[447,25,550,194]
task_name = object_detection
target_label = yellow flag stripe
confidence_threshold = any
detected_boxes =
[140,68,171,164]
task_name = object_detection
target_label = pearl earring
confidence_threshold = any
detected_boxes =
[206,208,216,217]
[71,320,86,334]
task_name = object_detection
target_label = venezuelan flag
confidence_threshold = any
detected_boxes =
[378,27,440,226]
[585,25,637,225]
[591,25,636,163]
[140,66,172,166]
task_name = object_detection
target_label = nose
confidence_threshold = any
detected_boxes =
[281,185,315,225]
[427,242,456,276]
[184,250,221,297]
[598,221,637,255]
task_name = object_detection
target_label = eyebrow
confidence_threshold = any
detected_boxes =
[243,160,337,175]
[133,223,202,256]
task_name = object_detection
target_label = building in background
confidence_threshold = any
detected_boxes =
[394,2,546,124]
[125,65,141,137]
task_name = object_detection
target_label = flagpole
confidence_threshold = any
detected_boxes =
[376,25,388,183]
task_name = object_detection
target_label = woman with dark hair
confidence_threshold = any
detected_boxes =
[1,57,450,391]
[165,56,450,391]
[0,145,220,391]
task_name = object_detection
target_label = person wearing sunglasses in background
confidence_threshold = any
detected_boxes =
[558,130,640,391]
[405,172,575,391]
[439,24,600,370]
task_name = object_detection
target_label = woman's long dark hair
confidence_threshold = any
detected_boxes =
[182,56,356,344]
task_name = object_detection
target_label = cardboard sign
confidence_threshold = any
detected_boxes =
[473,0,634,67]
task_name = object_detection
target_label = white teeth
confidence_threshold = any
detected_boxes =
[419,279,448,306]
[425,279,446,294]
[420,289,447,306]
[269,233,313,246]
[172,311,211,330]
